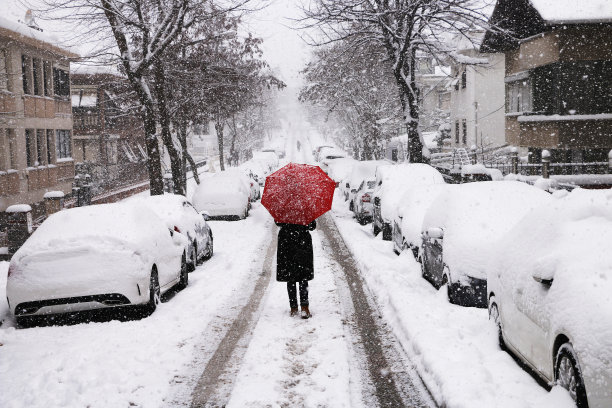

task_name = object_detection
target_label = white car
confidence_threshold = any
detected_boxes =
[488,189,612,407]
[253,151,279,171]
[372,163,445,240]
[215,168,259,202]
[192,176,250,220]
[350,178,377,224]
[319,148,347,174]
[345,160,387,205]
[6,202,187,326]
[420,181,552,307]
[313,145,334,161]
[391,183,452,257]
[323,157,355,186]
[132,194,214,271]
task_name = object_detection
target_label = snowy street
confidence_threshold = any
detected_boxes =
[0,122,578,408]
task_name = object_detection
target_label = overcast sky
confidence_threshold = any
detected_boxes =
[245,0,310,88]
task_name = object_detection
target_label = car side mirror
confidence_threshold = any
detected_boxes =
[200,210,210,221]
[425,227,444,239]
[532,271,554,286]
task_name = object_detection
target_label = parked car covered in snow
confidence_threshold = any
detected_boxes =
[253,151,279,171]
[214,168,257,203]
[344,160,387,204]
[132,194,213,271]
[6,203,188,326]
[241,159,269,186]
[487,189,612,408]
[392,183,453,257]
[192,176,250,220]
[323,157,355,186]
[420,181,552,307]
[351,178,378,225]
[319,148,347,174]
[372,163,445,240]
[313,145,334,161]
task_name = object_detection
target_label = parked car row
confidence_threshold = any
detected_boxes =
[337,158,612,407]
[7,194,214,327]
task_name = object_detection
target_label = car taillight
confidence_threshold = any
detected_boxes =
[361,193,371,203]
[174,226,181,234]
[250,182,254,187]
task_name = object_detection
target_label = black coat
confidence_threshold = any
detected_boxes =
[276,221,316,282]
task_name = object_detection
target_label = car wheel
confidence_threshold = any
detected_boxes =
[556,344,588,407]
[382,223,392,241]
[147,268,161,314]
[488,300,505,350]
[188,241,197,272]
[203,231,214,260]
[178,253,189,290]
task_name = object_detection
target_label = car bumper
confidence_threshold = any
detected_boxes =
[7,251,150,316]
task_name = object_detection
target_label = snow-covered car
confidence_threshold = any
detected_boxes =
[253,151,279,171]
[241,160,268,186]
[487,189,612,408]
[192,176,250,220]
[6,203,187,326]
[319,148,347,174]
[351,178,377,224]
[313,145,334,161]
[372,163,445,240]
[420,181,552,307]
[392,183,453,257]
[132,194,214,271]
[214,168,257,203]
[261,147,285,159]
[323,157,355,186]
[345,160,387,205]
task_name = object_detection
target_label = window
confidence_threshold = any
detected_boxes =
[22,55,32,94]
[7,129,16,169]
[0,49,8,91]
[55,130,72,159]
[43,61,52,96]
[461,69,467,89]
[25,129,35,166]
[455,121,459,143]
[36,129,46,165]
[53,67,70,97]
[32,58,42,96]
[506,79,532,113]
[106,140,118,164]
[462,119,467,145]
[46,129,54,164]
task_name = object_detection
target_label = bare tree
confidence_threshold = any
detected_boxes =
[301,0,491,163]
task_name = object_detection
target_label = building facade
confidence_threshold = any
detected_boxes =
[0,16,77,216]
[450,34,506,150]
[482,0,612,164]
[71,73,148,193]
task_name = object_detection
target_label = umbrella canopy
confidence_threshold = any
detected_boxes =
[262,163,336,225]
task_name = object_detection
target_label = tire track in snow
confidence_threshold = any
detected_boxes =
[318,214,437,408]
[186,224,278,408]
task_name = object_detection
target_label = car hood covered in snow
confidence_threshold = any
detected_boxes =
[422,181,552,280]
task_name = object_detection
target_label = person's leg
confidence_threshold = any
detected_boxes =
[299,280,311,319]
[287,281,298,312]
[298,280,309,306]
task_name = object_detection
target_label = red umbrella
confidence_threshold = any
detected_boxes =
[262,163,336,225]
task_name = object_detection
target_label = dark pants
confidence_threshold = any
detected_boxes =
[287,280,309,308]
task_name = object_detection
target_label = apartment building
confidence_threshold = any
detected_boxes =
[0,15,77,216]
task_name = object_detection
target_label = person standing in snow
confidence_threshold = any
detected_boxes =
[276,220,316,319]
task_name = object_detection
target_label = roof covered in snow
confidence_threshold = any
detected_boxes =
[529,0,612,23]
[0,15,78,58]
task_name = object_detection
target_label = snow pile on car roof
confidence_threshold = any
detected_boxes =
[530,0,612,23]
[423,181,552,280]
[348,160,387,188]
[377,163,445,221]
[192,177,247,213]
[325,157,356,182]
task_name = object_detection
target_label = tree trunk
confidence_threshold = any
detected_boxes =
[177,120,200,185]
[215,120,225,171]
[395,52,425,163]
[154,61,185,195]
[141,97,164,195]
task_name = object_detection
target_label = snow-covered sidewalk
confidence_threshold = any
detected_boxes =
[0,204,272,408]
[331,194,575,408]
